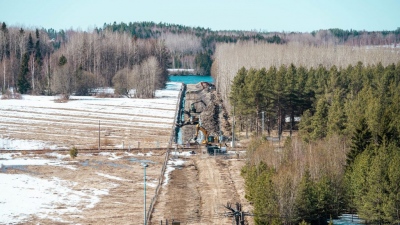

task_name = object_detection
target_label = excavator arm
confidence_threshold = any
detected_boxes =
[194,124,209,144]
[190,100,206,113]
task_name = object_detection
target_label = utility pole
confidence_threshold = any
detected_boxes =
[98,120,100,151]
[142,163,149,225]
[232,104,235,148]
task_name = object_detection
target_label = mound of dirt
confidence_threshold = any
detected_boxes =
[182,83,231,144]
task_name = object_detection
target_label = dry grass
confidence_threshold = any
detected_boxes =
[95,92,117,98]
[1,90,22,100]
[53,94,69,103]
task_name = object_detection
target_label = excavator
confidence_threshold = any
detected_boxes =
[194,124,210,145]
[190,100,206,113]
[193,124,226,155]
[200,82,215,91]
[176,100,205,127]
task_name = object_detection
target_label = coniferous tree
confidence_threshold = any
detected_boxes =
[274,65,287,138]
[346,147,370,216]
[245,67,267,136]
[27,33,34,54]
[230,67,248,116]
[194,51,212,75]
[285,63,298,136]
[327,89,346,136]
[17,53,30,94]
[298,109,313,143]
[34,29,42,71]
[347,118,372,168]
[296,66,314,125]
[360,146,389,224]
[385,147,400,224]
[311,97,329,140]
[295,169,318,224]
[314,176,336,223]
[265,66,278,135]
[242,162,281,225]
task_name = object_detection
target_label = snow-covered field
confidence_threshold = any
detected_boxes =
[0,82,182,150]
[0,150,169,224]
[0,83,184,224]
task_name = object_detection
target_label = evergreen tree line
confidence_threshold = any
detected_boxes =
[237,62,400,224]
[213,41,400,114]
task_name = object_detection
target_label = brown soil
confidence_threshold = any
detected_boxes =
[182,84,231,145]
[150,154,253,225]
[147,82,252,224]
[2,82,253,225]
[4,150,166,225]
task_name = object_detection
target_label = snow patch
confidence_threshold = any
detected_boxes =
[163,158,185,186]
[96,172,129,181]
[98,152,124,160]
[56,164,78,170]
[0,158,61,166]
[0,152,22,160]
[0,138,59,150]
[46,152,69,159]
[170,151,195,157]
[0,174,108,224]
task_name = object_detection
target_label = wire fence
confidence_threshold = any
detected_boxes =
[146,83,186,224]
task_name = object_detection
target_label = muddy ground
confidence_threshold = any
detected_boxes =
[149,82,253,225]
[150,153,253,225]
[2,150,167,225]
[1,82,254,225]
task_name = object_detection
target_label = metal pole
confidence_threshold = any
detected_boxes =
[144,165,146,225]
[142,163,148,225]
[219,104,222,141]
[232,104,235,148]
[262,111,265,136]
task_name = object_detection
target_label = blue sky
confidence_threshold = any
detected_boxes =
[1,0,399,32]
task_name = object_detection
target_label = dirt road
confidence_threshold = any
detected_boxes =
[150,153,252,225]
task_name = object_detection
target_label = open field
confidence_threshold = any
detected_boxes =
[0,82,182,224]
[0,150,168,224]
[0,82,252,225]
[0,83,182,150]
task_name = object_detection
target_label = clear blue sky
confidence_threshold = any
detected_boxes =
[1,0,399,32]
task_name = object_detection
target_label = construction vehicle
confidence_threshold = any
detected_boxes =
[193,124,227,155]
[176,100,205,127]
[190,100,205,113]
[200,82,216,91]
[176,111,200,127]
[188,100,205,124]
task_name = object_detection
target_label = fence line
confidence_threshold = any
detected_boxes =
[146,83,186,224]
[146,150,169,224]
